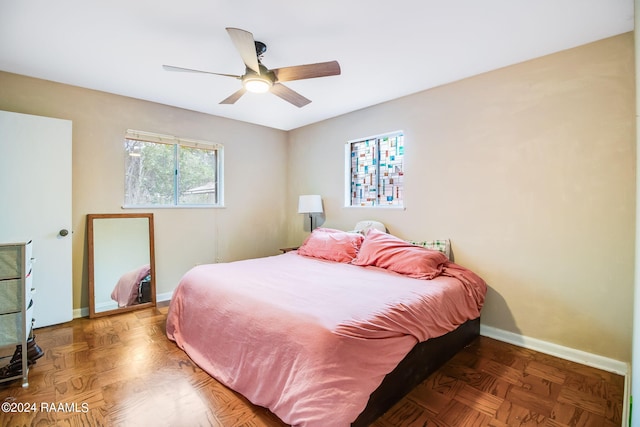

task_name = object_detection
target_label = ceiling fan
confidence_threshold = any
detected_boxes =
[163,27,341,108]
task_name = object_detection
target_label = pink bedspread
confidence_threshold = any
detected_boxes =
[166,252,486,426]
[111,264,150,307]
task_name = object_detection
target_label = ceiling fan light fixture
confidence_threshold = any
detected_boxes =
[243,76,272,93]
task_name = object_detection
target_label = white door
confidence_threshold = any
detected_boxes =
[0,110,73,327]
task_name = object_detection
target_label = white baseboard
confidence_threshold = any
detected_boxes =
[73,307,89,319]
[73,305,627,375]
[480,324,628,375]
[74,291,174,319]
[156,291,173,303]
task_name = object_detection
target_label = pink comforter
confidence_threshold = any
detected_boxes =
[111,264,150,307]
[166,252,486,426]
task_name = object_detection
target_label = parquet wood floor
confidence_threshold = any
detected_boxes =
[0,304,625,426]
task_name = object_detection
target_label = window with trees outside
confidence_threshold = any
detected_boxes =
[124,130,223,207]
[346,131,404,207]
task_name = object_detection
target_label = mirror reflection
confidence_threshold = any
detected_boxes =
[88,213,156,318]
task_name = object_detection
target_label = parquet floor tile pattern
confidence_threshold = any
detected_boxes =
[0,304,624,426]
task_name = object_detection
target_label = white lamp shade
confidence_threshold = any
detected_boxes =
[298,195,323,213]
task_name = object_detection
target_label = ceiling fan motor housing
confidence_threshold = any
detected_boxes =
[255,41,267,57]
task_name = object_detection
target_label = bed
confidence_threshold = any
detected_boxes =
[166,228,486,426]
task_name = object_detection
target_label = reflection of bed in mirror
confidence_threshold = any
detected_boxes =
[87,213,156,318]
[110,264,152,308]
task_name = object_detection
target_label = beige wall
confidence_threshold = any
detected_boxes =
[0,72,289,310]
[0,33,634,363]
[288,34,636,362]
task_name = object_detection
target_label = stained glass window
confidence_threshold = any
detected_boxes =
[347,131,404,207]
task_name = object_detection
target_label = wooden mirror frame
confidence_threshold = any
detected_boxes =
[87,213,156,318]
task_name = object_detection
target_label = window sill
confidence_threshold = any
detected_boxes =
[122,204,225,209]
[343,205,406,210]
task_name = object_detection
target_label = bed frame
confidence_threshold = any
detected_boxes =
[352,317,481,426]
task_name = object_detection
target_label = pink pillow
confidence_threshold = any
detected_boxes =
[297,228,364,263]
[352,229,448,279]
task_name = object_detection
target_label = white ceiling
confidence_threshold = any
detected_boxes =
[0,0,634,131]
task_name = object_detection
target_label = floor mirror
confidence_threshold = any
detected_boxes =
[87,213,156,318]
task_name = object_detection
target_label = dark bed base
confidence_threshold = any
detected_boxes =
[352,317,481,427]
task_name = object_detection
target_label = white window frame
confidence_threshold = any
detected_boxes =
[345,130,405,208]
[123,129,224,208]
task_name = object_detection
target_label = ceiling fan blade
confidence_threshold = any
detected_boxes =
[270,83,311,108]
[162,65,241,79]
[226,27,260,74]
[219,88,246,105]
[272,61,341,82]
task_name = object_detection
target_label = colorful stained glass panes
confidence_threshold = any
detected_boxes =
[349,132,404,207]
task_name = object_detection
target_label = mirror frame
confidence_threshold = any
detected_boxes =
[87,213,156,318]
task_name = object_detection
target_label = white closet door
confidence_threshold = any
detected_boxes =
[0,110,73,327]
